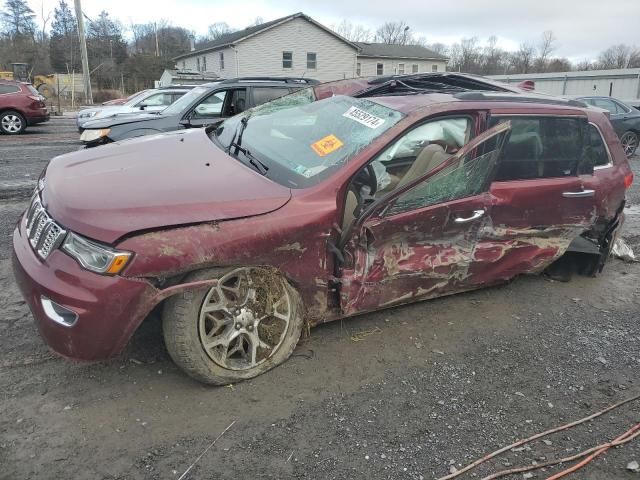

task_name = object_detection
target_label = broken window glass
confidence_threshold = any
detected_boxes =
[384,146,499,217]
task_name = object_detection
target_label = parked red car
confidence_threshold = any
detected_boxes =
[0,80,49,134]
[12,74,633,385]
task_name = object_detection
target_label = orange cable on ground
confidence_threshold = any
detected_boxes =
[437,393,640,480]
[480,424,640,480]
[543,423,640,480]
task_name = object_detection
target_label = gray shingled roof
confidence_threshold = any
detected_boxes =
[355,42,448,61]
[174,12,357,60]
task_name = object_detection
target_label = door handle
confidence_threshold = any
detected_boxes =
[562,189,595,198]
[454,209,485,224]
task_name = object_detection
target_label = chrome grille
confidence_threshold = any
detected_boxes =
[24,194,66,259]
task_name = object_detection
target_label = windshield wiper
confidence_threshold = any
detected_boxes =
[227,113,252,154]
[232,144,269,175]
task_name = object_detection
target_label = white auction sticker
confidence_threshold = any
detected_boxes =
[342,106,385,129]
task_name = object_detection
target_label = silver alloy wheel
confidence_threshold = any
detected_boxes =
[1,114,23,133]
[198,267,292,371]
[621,131,638,157]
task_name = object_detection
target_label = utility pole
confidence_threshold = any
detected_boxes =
[74,0,92,104]
[155,22,160,57]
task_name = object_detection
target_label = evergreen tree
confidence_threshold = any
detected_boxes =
[49,0,80,72]
[0,0,36,37]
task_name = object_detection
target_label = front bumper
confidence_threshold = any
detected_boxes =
[12,220,158,361]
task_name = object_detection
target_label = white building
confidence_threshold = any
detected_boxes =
[354,42,448,77]
[174,13,358,82]
[173,13,449,83]
[489,68,640,105]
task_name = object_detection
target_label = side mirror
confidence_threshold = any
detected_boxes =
[139,103,148,110]
[179,118,192,128]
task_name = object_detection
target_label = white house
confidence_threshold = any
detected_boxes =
[174,13,358,82]
[354,42,448,77]
[173,13,450,83]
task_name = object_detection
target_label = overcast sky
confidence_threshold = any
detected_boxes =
[27,0,639,61]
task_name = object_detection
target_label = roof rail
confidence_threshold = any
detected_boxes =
[454,91,589,107]
[220,76,319,85]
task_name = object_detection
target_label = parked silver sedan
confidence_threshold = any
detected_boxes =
[76,86,193,131]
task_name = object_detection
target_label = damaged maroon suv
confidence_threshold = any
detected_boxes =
[13,74,633,385]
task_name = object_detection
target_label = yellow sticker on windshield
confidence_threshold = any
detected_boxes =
[311,134,344,157]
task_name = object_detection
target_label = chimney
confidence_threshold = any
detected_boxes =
[190,36,195,52]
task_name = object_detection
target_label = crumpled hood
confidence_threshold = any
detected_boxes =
[42,129,291,243]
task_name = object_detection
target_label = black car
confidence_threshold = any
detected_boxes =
[79,77,318,147]
[577,96,640,156]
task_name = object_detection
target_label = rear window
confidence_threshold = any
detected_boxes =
[587,124,610,167]
[492,116,587,181]
[0,84,20,94]
[252,87,291,106]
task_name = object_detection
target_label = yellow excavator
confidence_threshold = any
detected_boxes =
[0,63,56,97]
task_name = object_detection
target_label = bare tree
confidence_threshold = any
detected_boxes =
[332,19,372,42]
[247,17,263,27]
[375,20,412,45]
[427,42,449,56]
[451,36,480,73]
[511,42,536,73]
[534,30,556,72]
[481,35,504,75]
[205,22,234,41]
[597,44,640,69]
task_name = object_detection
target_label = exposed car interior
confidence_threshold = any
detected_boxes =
[342,117,471,233]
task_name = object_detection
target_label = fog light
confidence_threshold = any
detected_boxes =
[41,296,78,327]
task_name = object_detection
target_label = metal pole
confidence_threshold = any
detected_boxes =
[74,0,92,104]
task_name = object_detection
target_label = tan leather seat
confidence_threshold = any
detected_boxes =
[342,189,360,233]
[395,144,451,190]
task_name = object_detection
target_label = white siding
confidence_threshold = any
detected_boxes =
[180,47,237,77]
[235,17,356,81]
[357,57,448,77]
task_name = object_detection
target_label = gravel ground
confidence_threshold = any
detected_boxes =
[0,119,639,480]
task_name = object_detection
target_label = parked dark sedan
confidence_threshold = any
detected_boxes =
[577,96,640,156]
[79,77,318,147]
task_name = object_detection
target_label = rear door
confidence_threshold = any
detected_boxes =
[469,114,597,286]
[340,122,511,315]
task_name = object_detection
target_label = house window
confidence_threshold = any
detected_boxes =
[432,64,438,72]
[412,64,418,73]
[282,51,293,69]
[196,58,201,71]
[220,52,224,70]
[307,52,317,69]
[398,63,405,74]
[356,62,361,76]
[376,63,384,75]
[202,56,207,71]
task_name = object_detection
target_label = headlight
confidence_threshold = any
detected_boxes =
[80,128,111,143]
[79,111,98,119]
[62,232,131,275]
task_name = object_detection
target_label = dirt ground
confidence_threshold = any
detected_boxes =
[0,118,639,480]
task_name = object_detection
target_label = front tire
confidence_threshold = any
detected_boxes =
[0,110,26,134]
[162,267,304,385]
[620,131,638,157]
